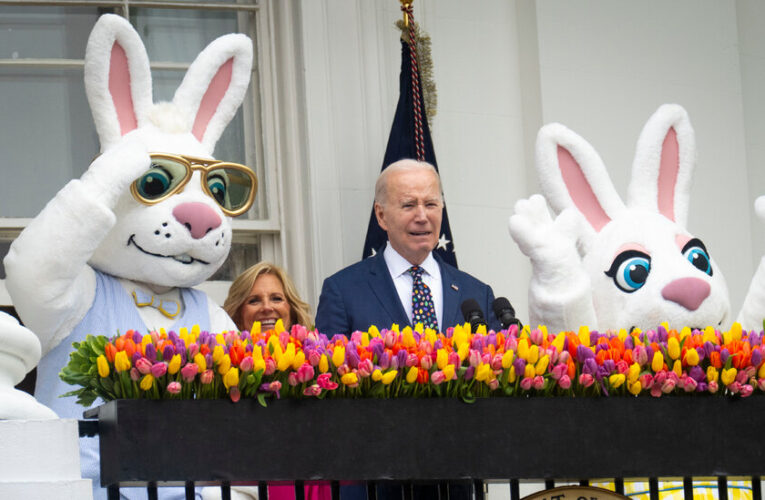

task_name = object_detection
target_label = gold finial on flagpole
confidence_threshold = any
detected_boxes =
[400,0,412,28]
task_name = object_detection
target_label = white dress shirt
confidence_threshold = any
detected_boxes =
[383,242,443,330]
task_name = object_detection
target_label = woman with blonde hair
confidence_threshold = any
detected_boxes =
[224,261,312,331]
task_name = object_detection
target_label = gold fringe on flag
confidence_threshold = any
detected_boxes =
[396,19,437,129]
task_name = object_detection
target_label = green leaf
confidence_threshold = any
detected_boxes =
[257,393,268,407]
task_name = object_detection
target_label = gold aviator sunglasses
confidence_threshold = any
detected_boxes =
[130,153,258,217]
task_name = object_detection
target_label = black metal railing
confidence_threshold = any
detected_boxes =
[80,397,765,500]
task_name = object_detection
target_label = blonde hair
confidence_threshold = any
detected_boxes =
[223,261,312,330]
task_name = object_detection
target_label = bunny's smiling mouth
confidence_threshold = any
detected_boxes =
[127,235,210,265]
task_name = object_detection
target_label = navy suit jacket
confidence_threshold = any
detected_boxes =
[315,251,500,335]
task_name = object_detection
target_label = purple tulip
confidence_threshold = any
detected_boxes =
[751,348,763,368]
[378,351,391,370]
[132,331,142,344]
[583,358,598,376]
[657,325,668,342]
[464,366,475,381]
[512,357,526,375]
[144,343,157,362]
[720,348,730,364]
[396,350,407,368]
[132,351,143,365]
[577,345,594,361]
[689,366,704,382]
[162,345,175,362]
[624,336,634,350]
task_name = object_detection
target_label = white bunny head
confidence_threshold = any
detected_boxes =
[534,104,730,331]
[82,14,253,288]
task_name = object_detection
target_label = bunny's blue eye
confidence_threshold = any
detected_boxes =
[682,238,713,276]
[605,250,652,293]
[137,167,173,199]
[207,174,228,207]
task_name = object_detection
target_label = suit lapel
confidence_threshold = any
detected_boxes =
[367,251,410,327]
[437,254,462,329]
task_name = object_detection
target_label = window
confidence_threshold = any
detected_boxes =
[0,1,284,303]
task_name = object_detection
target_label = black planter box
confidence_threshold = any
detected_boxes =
[84,397,765,487]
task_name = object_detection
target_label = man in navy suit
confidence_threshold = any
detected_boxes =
[316,158,500,340]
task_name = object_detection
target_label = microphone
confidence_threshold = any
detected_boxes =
[461,299,487,331]
[492,297,522,330]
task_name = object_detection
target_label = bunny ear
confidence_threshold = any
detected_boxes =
[536,123,625,232]
[627,104,695,226]
[84,14,153,151]
[173,33,253,153]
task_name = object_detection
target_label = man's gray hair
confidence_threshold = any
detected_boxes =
[374,159,444,206]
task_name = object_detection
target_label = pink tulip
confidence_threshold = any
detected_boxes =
[129,367,141,381]
[288,372,299,386]
[558,374,571,389]
[229,387,241,403]
[661,379,676,394]
[533,375,545,390]
[420,355,433,370]
[317,373,338,390]
[488,378,499,390]
[469,349,481,367]
[166,381,181,394]
[384,330,396,348]
[187,344,199,358]
[136,357,153,375]
[481,353,492,365]
[357,359,374,378]
[728,381,742,394]
[520,377,533,391]
[708,380,719,394]
[736,370,750,384]
[639,373,654,389]
[406,353,419,368]
[558,351,570,364]
[448,352,461,368]
[683,376,697,393]
[578,373,594,388]
[741,384,754,397]
[650,385,663,398]
[530,329,543,345]
[264,358,276,375]
[150,362,167,378]
[490,354,503,371]
[758,378,765,391]
[431,371,445,385]
[308,350,321,367]
[239,356,254,373]
[337,364,350,376]
[200,369,214,385]
[616,360,629,374]
[297,363,315,383]
[180,363,197,383]
[303,384,322,397]
[551,363,567,380]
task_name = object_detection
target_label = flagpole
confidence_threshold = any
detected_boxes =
[400,0,412,27]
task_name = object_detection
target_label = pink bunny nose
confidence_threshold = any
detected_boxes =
[173,202,221,239]
[661,277,711,311]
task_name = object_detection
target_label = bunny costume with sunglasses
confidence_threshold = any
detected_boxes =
[509,104,731,335]
[4,14,252,499]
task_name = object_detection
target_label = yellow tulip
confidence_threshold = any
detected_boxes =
[381,370,398,385]
[672,360,682,377]
[721,367,737,386]
[527,345,539,365]
[362,333,370,347]
[731,322,743,341]
[425,331,437,346]
[97,355,110,378]
[277,354,291,372]
[391,323,400,333]
[507,366,517,383]
[212,345,224,363]
[368,325,380,338]
[332,346,345,368]
[523,364,535,380]
[707,366,719,383]
[217,354,231,375]
[609,373,625,388]
[679,326,691,341]
[215,334,225,345]
[703,326,717,343]
[457,343,469,361]
[139,374,154,391]
[223,367,239,389]
[651,352,664,372]
[501,350,514,369]
[292,351,305,370]
[402,328,415,348]
[115,350,131,372]
[406,366,418,383]
[551,333,565,353]
[628,380,642,395]
[683,347,699,366]
[274,319,285,334]
[341,372,359,386]
[535,354,549,375]
[194,352,206,372]
[436,349,448,370]
[617,328,628,342]
[414,322,424,334]
[628,362,640,383]
[475,324,487,335]
[168,354,181,375]
[319,354,329,373]
[578,326,590,347]
[191,324,200,337]
[251,321,261,335]
[253,358,265,373]
[442,364,455,381]
[372,369,383,381]
[667,337,680,360]
[476,364,492,382]
[759,362,765,379]
[517,338,530,360]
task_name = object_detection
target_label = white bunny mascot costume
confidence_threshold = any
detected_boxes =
[4,14,252,499]
[510,104,731,334]
[738,197,765,331]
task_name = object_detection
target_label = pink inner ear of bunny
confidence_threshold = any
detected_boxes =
[192,58,234,142]
[109,42,138,136]
[557,145,611,232]
[657,127,679,222]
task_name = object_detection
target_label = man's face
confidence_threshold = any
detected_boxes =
[374,168,443,265]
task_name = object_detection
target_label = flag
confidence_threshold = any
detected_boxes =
[362,20,458,268]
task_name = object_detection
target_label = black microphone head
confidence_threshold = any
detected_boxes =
[492,297,521,330]
[461,298,487,331]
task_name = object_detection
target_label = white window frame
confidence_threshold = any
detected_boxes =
[0,0,312,307]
